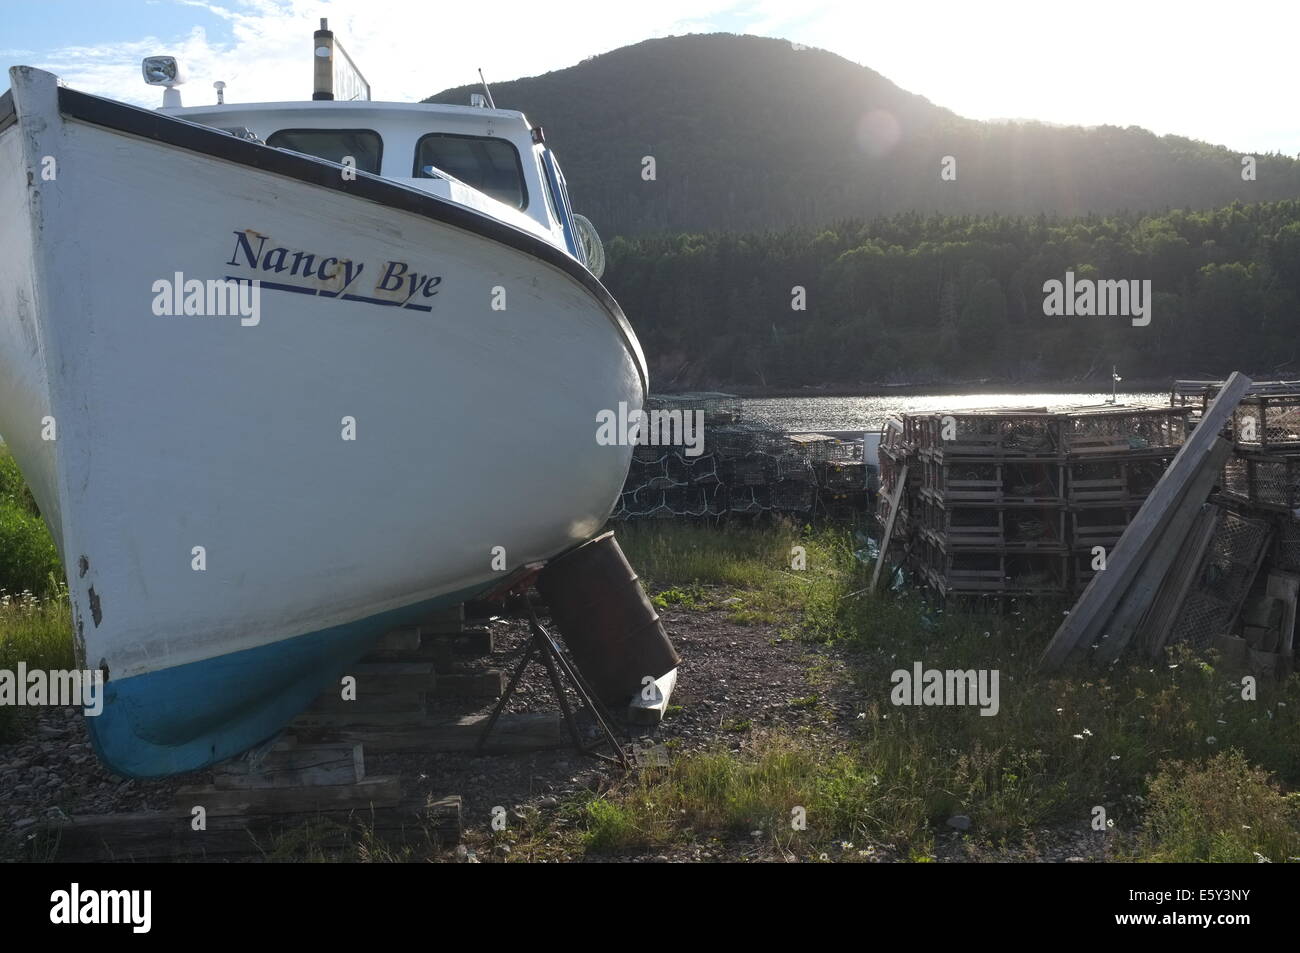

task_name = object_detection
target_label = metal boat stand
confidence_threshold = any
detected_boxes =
[476,598,630,768]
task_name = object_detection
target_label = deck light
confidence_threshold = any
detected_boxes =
[142,56,186,107]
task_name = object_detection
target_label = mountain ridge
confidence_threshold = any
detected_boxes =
[426,33,1300,236]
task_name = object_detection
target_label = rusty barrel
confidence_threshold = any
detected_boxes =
[537,531,680,706]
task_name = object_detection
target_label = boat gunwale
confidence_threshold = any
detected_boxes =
[45,83,648,395]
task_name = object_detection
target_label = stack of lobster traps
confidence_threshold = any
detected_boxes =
[877,403,1192,599]
[1198,381,1300,673]
[610,396,868,523]
[1178,378,1300,521]
[1036,375,1300,677]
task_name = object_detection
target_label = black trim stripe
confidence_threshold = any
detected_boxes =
[52,86,647,392]
[0,90,15,135]
[223,275,434,312]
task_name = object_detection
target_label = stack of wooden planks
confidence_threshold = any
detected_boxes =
[1040,373,1271,669]
[291,605,563,753]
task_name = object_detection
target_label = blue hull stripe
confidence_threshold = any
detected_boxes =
[85,583,487,778]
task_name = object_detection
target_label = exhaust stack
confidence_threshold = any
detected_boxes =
[312,18,371,102]
[312,18,334,101]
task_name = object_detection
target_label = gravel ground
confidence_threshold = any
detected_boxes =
[0,604,1117,863]
[385,606,857,862]
[0,707,192,861]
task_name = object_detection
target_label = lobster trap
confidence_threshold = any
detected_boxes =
[1061,406,1189,456]
[1219,452,1300,513]
[1167,509,1272,650]
[1232,394,1300,451]
[912,411,1060,460]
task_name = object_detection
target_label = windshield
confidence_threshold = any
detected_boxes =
[413,133,527,209]
[266,128,382,173]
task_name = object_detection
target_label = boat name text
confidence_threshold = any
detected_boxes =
[225,230,442,313]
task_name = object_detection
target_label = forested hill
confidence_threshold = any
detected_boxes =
[427,34,1300,237]
[599,201,1300,390]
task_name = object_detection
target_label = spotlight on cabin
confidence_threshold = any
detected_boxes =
[142,56,186,107]
[142,56,185,86]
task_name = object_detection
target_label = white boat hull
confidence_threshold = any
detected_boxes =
[0,69,645,776]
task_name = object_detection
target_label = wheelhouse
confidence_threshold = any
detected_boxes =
[162,99,584,254]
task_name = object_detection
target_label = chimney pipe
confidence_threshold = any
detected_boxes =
[312,18,334,101]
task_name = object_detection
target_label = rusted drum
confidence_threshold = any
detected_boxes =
[537,531,680,705]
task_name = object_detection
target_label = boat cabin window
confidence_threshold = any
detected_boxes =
[413,133,527,209]
[266,129,383,174]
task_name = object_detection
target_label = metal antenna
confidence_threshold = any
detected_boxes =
[477,68,496,109]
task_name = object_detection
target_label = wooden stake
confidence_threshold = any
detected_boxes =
[871,463,908,592]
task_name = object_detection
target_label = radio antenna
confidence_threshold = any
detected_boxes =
[477,68,496,109]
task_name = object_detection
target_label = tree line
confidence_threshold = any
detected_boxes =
[603,200,1300,390]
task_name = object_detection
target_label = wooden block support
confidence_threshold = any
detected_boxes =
[361,626,495,666]
[422,605,465,633]
[212,743,364,790]
[292,708,436,729]
[176,776,401,816]
[424,628,495,668]
[310,690,426,714]
[40,796,461,862]
[346,662,436,694]
[315,712,563,753]
[432,669,505,699]
[372,626,423,653]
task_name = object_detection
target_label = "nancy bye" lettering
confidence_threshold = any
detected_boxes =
[225,230,441,305]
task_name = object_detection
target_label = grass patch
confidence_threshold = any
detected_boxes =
[616,518,856,633]
[0,588,76,740]
[581,734,879,856]
[0,443,62,599]
[829,591,1300,849]
[1133,750,1300,862]
[0,441,75,738]
[0,443,39,514]
[596,521,1300,858]
[0,504,61,601]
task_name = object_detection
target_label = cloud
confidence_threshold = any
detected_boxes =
[8,0,1298,154]
[21,0,752,108]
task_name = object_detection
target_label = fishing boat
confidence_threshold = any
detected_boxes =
[0,23,647,777]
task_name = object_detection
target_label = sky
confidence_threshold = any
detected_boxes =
[1,0,1297,156]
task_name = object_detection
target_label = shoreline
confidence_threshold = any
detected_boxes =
[672,377,1179,400]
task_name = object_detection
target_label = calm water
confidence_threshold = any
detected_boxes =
[736,392,1168,432]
